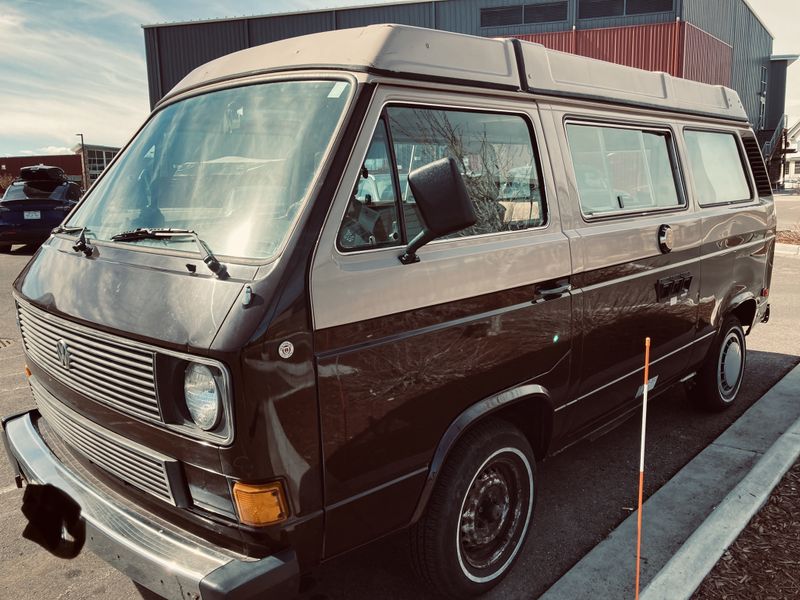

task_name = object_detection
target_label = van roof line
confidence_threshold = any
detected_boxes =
[162,24,749,124]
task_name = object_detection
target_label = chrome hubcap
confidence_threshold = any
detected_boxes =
[718,332,743,399]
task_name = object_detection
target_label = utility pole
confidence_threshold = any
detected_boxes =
[75,133,88,191]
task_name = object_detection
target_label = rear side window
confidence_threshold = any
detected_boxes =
[338,106,546,251]
[684,131,751,205]
[566,123,683,216]
[2,181,64,201]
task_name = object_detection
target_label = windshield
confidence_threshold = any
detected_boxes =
[67,79,353,260]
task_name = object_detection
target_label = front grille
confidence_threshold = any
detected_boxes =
[17,301,161,422]
[31,377,180,505]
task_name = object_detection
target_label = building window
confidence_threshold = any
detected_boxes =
[579,0,624,18]
[578,0,672,18]
[524,2,569,23]
[480,5,524,27]
[626,0,673,14]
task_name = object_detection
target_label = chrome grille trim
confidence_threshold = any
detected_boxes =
[17,302,161,422]
[30,377,180,505]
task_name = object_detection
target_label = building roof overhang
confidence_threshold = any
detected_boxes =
[771,54,800,66]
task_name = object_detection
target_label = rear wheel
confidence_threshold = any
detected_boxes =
[0,244,11,253]
[410,419,535,598]
[689,315,746,411]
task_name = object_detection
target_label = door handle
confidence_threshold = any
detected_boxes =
[537,281,572,301]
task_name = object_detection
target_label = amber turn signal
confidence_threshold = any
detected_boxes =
[232,481,289,526]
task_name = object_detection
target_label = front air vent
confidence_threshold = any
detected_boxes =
[741,136,773,197]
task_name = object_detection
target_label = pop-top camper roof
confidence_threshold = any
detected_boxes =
[164,24,748,123]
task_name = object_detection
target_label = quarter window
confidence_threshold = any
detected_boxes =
[337,107,545,251]
[566,123,682,216]
[338,118,400,250]
[684,131,751,205]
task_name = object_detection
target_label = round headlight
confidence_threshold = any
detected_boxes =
[184,363,221,431]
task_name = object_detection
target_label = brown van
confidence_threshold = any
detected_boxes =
[2,25,774,599]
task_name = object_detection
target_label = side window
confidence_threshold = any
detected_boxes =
[684,130,751,205]
[67,184,81,201]
[337,118,401,250]
[386,106,545,240]
[566,123,683,216]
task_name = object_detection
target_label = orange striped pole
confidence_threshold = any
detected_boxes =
[635,337,651,600]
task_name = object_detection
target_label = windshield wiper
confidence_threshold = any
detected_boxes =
[52,225,88,235]
[110,228,227,278]
[52,226,93,256]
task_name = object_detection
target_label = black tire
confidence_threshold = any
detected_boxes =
[410,418,536,598]
[0,244,11,253]
[689,315,746,411]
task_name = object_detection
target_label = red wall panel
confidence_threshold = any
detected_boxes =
[513,30,574,54]
[515,23,682,76]
[514,22,733,89]
[0,154,83,181]
[577,22,680,74]
[682,23,732,86]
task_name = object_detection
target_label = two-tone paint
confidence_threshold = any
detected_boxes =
[2,25,774,599]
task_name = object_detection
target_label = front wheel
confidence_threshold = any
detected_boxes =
[689,315,746,411]
[410,419,535,598]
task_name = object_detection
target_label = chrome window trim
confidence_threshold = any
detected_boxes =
[563,117,690,222]
[681,126,757,207]
[332,97,553,258]
[14,294,234,446]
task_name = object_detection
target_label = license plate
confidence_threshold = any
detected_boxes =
[23,211,41,220]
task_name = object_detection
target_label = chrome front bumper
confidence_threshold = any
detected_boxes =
[1,410,299,600]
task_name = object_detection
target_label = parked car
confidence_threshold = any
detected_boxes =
[0,165,81,252]
[2,25,774,600]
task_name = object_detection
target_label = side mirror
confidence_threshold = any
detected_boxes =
[399,157,476,265]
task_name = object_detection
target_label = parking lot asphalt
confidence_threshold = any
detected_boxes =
[0,246,798,600]
[776,194,800,231]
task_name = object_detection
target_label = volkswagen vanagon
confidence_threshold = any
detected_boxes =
[2,24,774,599]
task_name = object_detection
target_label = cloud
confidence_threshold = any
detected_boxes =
[36,146,75,155]
[0,3,150,154]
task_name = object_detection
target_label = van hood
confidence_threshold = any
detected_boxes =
[14,237,256,351]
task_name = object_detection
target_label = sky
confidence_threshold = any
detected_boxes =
[0,0,798,157]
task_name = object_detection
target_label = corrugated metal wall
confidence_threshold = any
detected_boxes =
[682,23,732,86]
[334,2,434,28]
[248,12,334,45]
[681,0,771,127]
[514,30,574,52]
[142,0,772,131]
[730,0,771,129]
[516,22,681,75]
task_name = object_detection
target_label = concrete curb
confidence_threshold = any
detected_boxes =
[540,363,800,600]
[641,416,800,599]
[775,243,800,256]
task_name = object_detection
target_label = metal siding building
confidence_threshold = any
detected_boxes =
[143,0,786,142]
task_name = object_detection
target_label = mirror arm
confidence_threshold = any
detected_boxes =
[399,229,436,265]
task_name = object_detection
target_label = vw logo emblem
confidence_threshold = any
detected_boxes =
[56,339,71,370]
